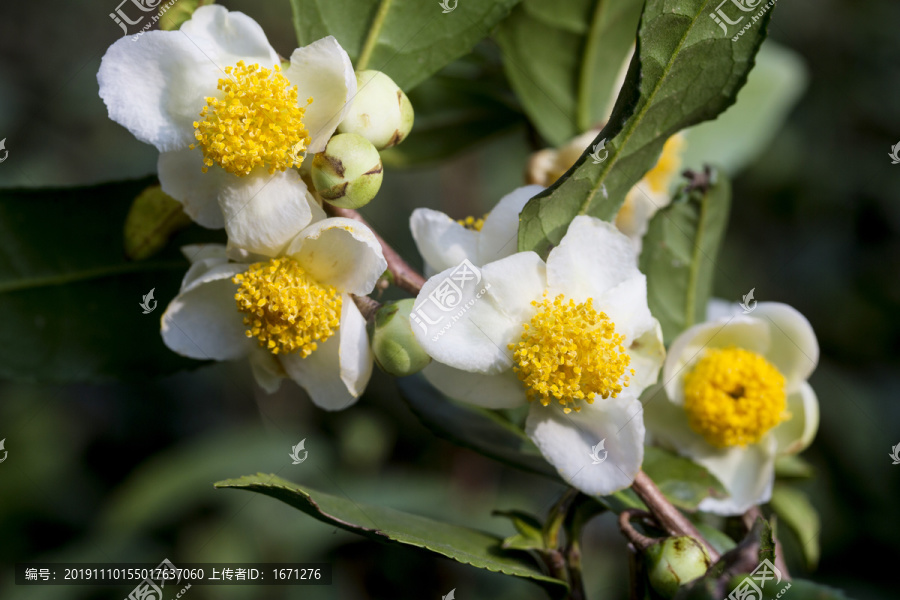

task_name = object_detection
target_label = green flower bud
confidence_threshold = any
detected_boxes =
[369,299,432,377]
[338,70,414,149]
[311,133,383,209]
[644,537,712,599]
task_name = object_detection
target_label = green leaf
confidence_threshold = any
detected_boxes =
[0,177,220,382]
[769,484,821,569]
[681,41,808,175]
[216,474,568,596]
[493,509,545,551]
[694,523,737,556]
[291,0,522,91]
[494,0,644,146]
[639,168,731,344]
[380,57,526,167]
[397,375,559,479]
[517,0,773,257]
[123,185,192,260]
[774,454,815,479]
[642,446,728,510]
[776,580,853,600]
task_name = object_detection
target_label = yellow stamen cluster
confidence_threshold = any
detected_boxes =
[683,347,789,448]
[232,258,341,357]
[456,215,486,231]
[644,134,685,194]
[191,61,312,176]
[509,294,634,413]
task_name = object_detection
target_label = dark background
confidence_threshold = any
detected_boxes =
[0,0,898,598]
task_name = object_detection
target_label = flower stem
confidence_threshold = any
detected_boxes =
[631,470,719,560]
[356,0,393,71]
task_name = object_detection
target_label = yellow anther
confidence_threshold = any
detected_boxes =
[232,258,341,357]
[508,294,633,413]
[190,61,312,176]
[683,347,789,448]
[456,215,487,231]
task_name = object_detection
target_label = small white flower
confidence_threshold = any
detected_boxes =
[409,185,545,274]
[645,301,820,515]
[412,216,665,495]
[98,5,357,257]
[161,218,387,409]
[527,132,686,250]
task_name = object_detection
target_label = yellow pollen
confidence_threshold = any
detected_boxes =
[232,258,341,357]
[682,347,789,448]
[190,61,312,176]
[508,294,634,413]
[456,215,486,231]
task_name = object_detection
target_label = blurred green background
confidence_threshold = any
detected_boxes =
[0,0,898,599]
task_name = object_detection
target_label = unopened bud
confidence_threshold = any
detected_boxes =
[645,536,712,599]
[369,299,432,377]
[311,133,383,209]
[338,70,414,149]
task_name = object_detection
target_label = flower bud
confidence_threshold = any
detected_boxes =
[644,536,712,599]
[338,70,414,149]
[311,133,383,209]
[369,299,432,377]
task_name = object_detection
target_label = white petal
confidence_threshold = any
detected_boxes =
[98,32,218,152]
[180,255,229,289]
[526,396,646,496]
[773,381,819,455]
[547,216,641,301]
[409,208,480,273]
[178,5,279,70]
[248,348,286,394]
[692,435,778,516]
[706,298,743,320]
[642,387,709,456]
[161,263,250,360]
[279,327,357,411]
[181,244,228,264]
[284,36,357,153]
[754,302,819,390]
[481,251,547,326]
[627,322,667,393]
[158,149,226,228]
[594,275,655,343]
[338,296,374,398]
[663,316,770,405]
[286,217,387,295]
[476,185,544,265]
[411,262,518,374]
[422,361,526,409]
[219,168,314,257]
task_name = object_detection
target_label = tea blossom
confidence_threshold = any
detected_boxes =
[98,5,356,256]
[161,218,387,409]
[411,216,665,495]
[410,185,544,274]
[644,301,820,514]
[527,132,686,249]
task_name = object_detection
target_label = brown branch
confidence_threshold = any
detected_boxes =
[325,205,426,295]
[632,471,720,561]
[350,294,381,322]
[618,509,661,552]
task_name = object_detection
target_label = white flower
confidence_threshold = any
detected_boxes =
[411,216,665,495]
[645,301,820,515]
[98,5,357,257]
[527,132,686,250]
[409,185,545,274]
[161,218,387,409]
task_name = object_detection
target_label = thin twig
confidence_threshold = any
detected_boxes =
[632,471,720,560]
[350,294,381,322]
[325,205,426,295]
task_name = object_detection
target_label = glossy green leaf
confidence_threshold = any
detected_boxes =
[291,0,522,91]
[639,168,731,344]
[517,0,773,257]
[642,446,728,510]
[493,509,545,551]
[216,474,568,596]
[397,375,559,479]
[0,177,220,382]
[494,0,644,146]
[770,484,821,569]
